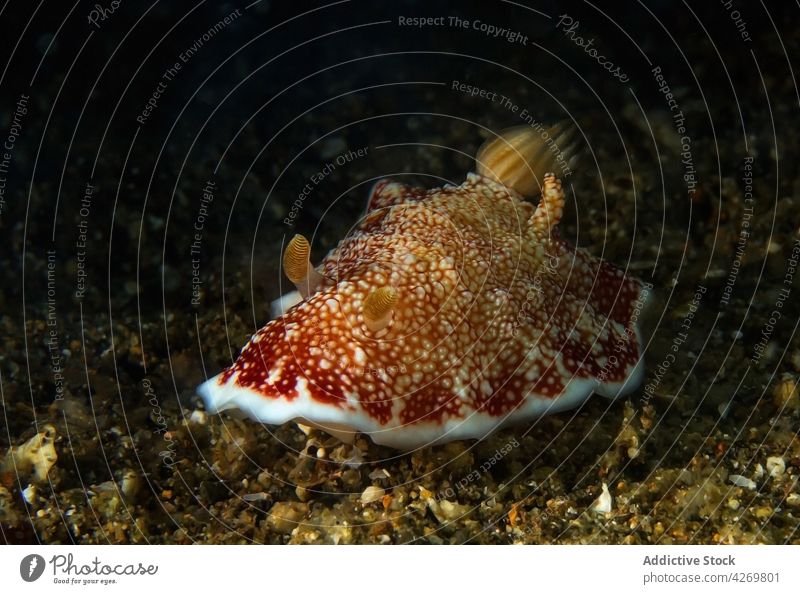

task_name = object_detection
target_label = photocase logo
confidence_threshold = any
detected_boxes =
[20,554,46,582]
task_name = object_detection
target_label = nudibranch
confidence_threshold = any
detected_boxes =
[198,124,650,449]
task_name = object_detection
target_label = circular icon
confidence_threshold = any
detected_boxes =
[20,554,46,582]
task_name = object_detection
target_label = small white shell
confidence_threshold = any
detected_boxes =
[360,485,385,505]
[591,482,613,513]
[766,456,785,478]
[728,474,756,490]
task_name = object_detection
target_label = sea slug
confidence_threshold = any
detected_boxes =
[198,123,650,449]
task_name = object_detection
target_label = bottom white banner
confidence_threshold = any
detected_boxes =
[1,545,797,592]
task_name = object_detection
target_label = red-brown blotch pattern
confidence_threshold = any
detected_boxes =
[204,172,649,447]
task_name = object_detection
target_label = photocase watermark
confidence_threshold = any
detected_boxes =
[142,378,177,468]
[720,0,752,43]
[451,81,574,178]
[652,65,696,197]
[74,182,94,301]
[20,552,158,585]
[501,253,561,340]
[283,146,369,227]
[45,250,66,402]
[20,554,46,582]
[720,156,754,307]
[751,237,800,365]
[642,284,706,403]
[596,281,653,385]
[347,363,408,378]
[0,93,29,219]
[136,8,242,124]
[397,15,528,45]
[190,179,216,306]
[555,14,629,84]
[87,1,122,30]
[433,437,520,501]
